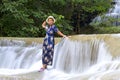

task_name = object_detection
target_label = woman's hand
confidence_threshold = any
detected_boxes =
[63,35,71,39]
[42,21,47,28]
[57,31,71,39]
[63,35,67,38]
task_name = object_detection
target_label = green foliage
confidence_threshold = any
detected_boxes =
[0,0,73,37]
[90,14,120,27]
[90,14,120,34]
[0,0,113,37]
[92,26,120,34]
[71,0,111,33]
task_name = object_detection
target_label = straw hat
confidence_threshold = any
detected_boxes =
[46,16,56,23]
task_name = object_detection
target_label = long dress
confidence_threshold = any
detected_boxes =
[42,25,59,65]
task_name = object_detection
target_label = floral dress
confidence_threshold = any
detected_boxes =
[42,25,59,65]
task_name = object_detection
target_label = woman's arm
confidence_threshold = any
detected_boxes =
[57,31,67,38]
[42,21,46,28]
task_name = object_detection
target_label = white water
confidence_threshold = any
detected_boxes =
[93,0,120,26]
[0,39,42,69]
[0,35,120,80]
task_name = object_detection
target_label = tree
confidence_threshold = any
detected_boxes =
[0,0,72,37]
[47,0,111,34]
[71,0,112,33]
[0,0,112,37]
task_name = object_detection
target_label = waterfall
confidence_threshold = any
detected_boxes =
[0,34,120,80]
[54,38,112,73]
[0,39,42,69]
[92,0,120,26]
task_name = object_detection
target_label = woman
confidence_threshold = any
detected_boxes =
[39,16,67,71]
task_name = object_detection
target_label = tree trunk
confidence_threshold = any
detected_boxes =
[77,12,80,33]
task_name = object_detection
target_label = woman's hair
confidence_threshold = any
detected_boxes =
[48,18,54,21]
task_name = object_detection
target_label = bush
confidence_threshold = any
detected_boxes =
[92,26,120,34]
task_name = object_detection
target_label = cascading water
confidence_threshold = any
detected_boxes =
[53,38,112,74]
[0,39,42,69]
[92,0,120,26]
[0,34,120,80]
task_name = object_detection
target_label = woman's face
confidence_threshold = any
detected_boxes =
[48,18,54,26]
